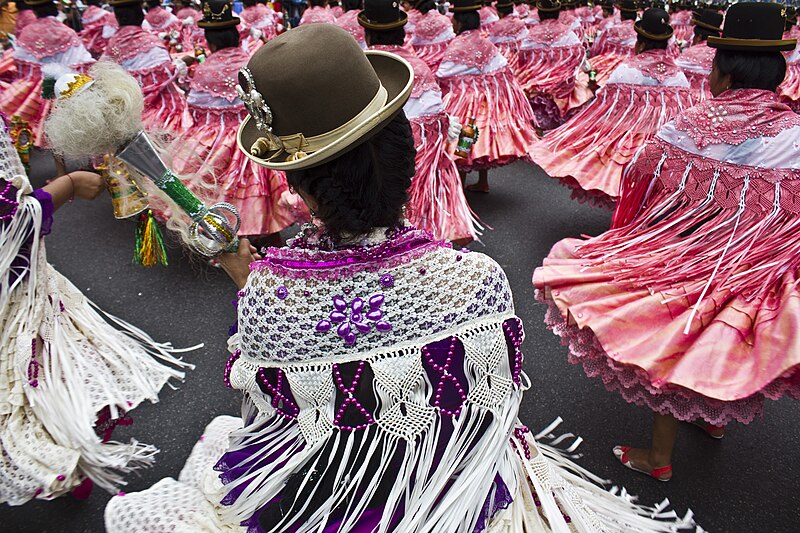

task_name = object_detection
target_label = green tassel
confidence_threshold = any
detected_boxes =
[41,77,57,100]
[133,210,168,267]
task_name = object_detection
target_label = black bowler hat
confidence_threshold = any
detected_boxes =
[108,0,142,5]
[450,0,481,11]
[708,2,797,52]
[358,0,408,29]
[692,9,722,35]
[496,0,514,8]
[198,0,240,28]
[600,0,614,8]
[536,0,561,12]
[785,6,797,27]
[618,0,637,13]
[635,7,674,40]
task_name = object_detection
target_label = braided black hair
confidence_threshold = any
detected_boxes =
[205,27,240,50]
[636,34,669,50]
[454,11,480,32]
[415,0,437,14]
[114,3,145,26]
[34,2,59,17]
[286,113,416,243]
[713,49,787,93]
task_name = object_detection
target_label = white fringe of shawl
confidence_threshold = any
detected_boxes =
[0,193,198,493]
[219,358,695,532]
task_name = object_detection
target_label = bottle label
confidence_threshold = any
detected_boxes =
[456,134,475,154]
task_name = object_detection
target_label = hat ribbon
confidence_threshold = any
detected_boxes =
[250,85,388,162]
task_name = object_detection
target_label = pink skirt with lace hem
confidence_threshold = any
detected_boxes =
[528,83,692,201]
[553,173,616,210]
[532,238,800,426]
[170,107,307,236]
[440,68,538,172]
[537,292,800,426]
[407,113,479,242]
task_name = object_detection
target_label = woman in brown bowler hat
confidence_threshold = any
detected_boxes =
[105,23,693,533]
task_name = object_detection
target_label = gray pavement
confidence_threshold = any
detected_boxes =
[2,152,797,532]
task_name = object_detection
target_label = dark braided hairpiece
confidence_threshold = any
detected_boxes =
[286,112,416,243]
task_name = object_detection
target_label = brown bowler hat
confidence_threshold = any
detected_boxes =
[236,24,413,171]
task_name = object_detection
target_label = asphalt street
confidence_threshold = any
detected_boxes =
[2,151,798,532]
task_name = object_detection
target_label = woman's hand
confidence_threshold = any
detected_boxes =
[69,171,105,200]
[218,238,262,289]
[42,171,105,210]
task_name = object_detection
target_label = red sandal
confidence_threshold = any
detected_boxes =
[613,446,672,482]
[690,420,726,439]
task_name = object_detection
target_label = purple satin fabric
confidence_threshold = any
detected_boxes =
[2,185,53,299]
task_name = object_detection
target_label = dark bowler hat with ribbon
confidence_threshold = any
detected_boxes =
[692,8,723,35]
[635,7,674,41]
[198,0,241,28]
[708,2,797,52]
[450,0,482,12]
[358,0,408,30]
[536,0,561,12]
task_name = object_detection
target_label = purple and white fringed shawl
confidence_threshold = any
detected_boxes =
[0,126,193,505]
[208,227,697,532]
